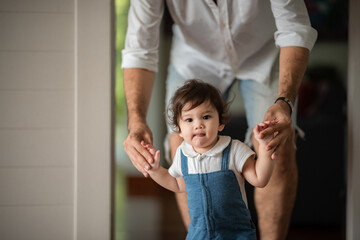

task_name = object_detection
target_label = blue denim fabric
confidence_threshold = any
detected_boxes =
[181,140,257,240]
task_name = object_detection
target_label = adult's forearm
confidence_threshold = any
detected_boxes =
[123,68,155,127]
[278,46,310,103]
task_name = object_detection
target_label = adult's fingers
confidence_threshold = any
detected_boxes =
[271,151,277,160]
[124,137,155,177]
[265,126,290,152]
[258,124,277,139]
[124,143,150,176]
[260,120,290,138]
[141,140,156,156]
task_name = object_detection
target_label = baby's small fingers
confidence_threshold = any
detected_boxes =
[254,125,261,135]
[268,120,279,126]
[257,124,266,133]
[154,150,160,162]
[141,141,156,155]
[148,147,155,155]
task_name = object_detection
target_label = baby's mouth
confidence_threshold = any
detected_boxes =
[194,133,206,137]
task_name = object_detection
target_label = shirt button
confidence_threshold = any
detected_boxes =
[226,44,232,51]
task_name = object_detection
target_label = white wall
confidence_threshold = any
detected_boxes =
[0,0,112,239]
[75,0,112,239]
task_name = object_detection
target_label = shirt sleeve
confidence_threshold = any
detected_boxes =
[168,147,183,178]
[231,140,255,173]
[270,0,318,51]
[121,0,164,72]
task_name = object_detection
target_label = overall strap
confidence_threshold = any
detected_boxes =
[221,139,232,171]
[180,149,189,176]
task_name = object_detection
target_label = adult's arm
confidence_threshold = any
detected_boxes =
[123,68,155,177]
[259,0,317,158]
[122,1,164,176]
[260,46,309,156]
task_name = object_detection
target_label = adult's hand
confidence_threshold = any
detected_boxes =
[260,46,310,159]
[123,68,156,177]
[123,121,155,177]
[259,100,293,160]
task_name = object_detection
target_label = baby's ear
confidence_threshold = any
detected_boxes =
[177,127,183,137]
[218,124,225,132]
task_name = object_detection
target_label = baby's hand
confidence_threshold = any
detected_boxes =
[141,141,160,171]
[253,120,278,145]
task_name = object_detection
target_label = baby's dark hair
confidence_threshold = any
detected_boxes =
[167,79,231,131]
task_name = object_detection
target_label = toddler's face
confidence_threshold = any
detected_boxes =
[178,101,224,154]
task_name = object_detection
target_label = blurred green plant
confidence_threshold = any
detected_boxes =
[114,0,129,239]
[115,0,129,121]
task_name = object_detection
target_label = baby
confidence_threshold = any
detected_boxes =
[142,79,276,239]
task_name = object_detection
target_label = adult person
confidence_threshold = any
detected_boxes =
[122,1,317,240]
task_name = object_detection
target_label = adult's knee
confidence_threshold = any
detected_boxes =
[275,130,297,175]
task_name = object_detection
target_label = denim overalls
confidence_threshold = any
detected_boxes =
[181,140,257,240]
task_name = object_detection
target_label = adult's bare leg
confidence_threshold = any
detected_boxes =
[169,132,191,230]
[253,130,298,240]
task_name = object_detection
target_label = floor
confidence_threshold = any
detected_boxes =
[115,176,346,240]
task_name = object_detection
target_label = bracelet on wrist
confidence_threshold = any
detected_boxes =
[274,97,294,115]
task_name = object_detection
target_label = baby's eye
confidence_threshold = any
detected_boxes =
[203,115,211,120]
[185,118,193,122]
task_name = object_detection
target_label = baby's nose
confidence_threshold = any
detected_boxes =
[194,120,204,129]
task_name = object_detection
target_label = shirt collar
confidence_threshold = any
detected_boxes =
[181,135,231,158]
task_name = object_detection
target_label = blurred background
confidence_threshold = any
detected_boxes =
[115,0,348,239]
[0,0,354,239]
